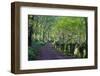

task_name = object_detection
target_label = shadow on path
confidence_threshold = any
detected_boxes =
[37,42,76,60]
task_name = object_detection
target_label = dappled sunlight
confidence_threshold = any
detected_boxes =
[28,15,88,61]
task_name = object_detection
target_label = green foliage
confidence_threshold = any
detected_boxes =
[28,15,87,59]
[51,16,87,44]
[32,40,46,48]
[28,47,38,60]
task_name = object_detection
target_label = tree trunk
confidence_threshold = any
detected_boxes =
[28,26,33,46]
